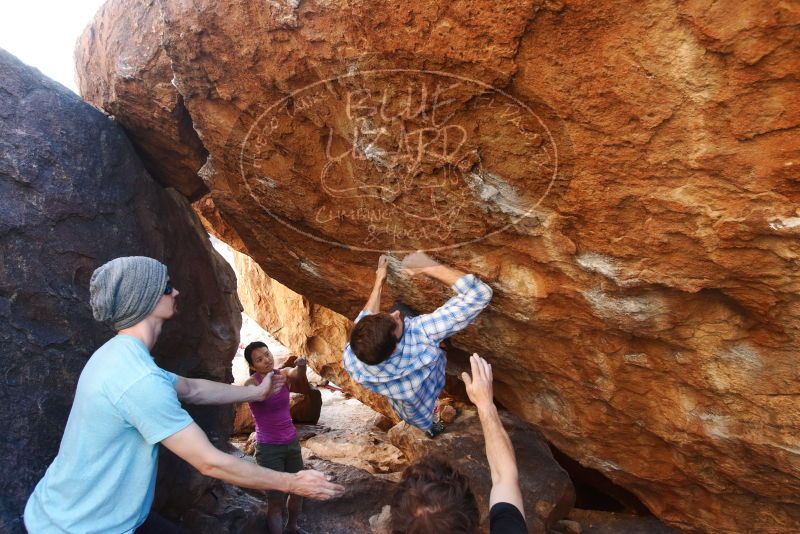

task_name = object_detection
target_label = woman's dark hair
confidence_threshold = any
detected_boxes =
[391,455,480,534]
[243,341,268,367]
[349,313,398,365]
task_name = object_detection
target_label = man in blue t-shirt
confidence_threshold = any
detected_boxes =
[24,256,344,533]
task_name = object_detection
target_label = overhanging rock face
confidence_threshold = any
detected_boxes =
[76,1,800,532]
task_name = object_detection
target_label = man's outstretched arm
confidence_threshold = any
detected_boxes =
[161,422,344,499]
[403,252,493,343]
[175,372,285,405]
[362,254,389,315]
[463,354,525,516]
[402,251,466,286]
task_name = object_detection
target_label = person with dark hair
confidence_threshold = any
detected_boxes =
[343,252,492,437]
[391,455,480,533]
[243,341,313,534]
[391,354,527,534]
[24,256,344,534]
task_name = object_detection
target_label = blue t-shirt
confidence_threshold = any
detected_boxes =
[24,335,194,533]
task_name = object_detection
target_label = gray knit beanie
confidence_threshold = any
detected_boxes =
[89,256,169,330]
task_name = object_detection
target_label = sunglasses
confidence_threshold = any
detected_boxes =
[164,281,173,295]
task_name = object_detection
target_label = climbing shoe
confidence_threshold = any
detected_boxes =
[425,421,446,438]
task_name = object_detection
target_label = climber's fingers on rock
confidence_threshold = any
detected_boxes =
[377,254,389,269]
[469,353,482,382]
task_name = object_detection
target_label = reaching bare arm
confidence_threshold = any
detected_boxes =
[402,252,493,344]
[401,251,466,286]
[175,372,285,405]
[363,254,389,314]
[161,422,344,499]
[462,353,525,516]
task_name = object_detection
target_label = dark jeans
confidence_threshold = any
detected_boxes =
[135,512,183,534]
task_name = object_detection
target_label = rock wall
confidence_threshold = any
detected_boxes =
[76,1,800,532]
[75,0,208,201]
[0,48,241,530]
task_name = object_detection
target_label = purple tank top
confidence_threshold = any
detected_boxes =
[248,370,296,445]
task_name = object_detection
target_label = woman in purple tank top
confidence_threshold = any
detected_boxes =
[244,341,312,534]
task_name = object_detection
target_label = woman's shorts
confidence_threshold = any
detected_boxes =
[254,438,304,500]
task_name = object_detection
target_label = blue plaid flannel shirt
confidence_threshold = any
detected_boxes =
[343,274,493,430]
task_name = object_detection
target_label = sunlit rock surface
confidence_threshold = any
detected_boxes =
[75,0,208,200]
[77,1,800,531]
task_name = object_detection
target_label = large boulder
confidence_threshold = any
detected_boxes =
[0,48,241,531]
[75,0,208,201]
[232,402,255,435]
[76,1,800,532]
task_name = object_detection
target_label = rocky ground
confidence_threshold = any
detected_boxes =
[227,390,405,533]
[224,389,677,534]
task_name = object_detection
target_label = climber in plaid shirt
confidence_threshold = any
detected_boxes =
[343,251,493,437]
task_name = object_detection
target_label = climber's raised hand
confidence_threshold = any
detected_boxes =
[462,353,494,411]
[376,254,390,283]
